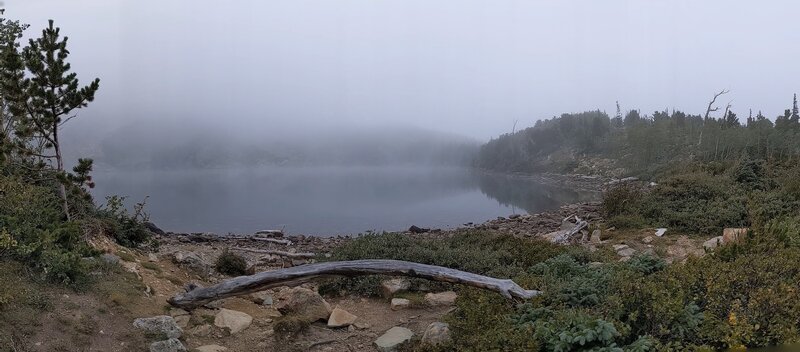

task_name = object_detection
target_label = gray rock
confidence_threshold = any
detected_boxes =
[274,287,331,322]
[214,308,252,334]
[617,248,636,257]
[171,251,210,276]
[425,291,457,306]
[187,324,212,337]
[101,253,120,265]
[590,230,602,244]
[390,298,410,310]
[149,338,185,352]
[374,326,414,352]
[327,306,358,328]
[642,236,654,244]
[381,278,411,298]
[133,316,182,339]
[195,345,227,352]
[703,236,724,251]
[250,291,273,305]
[421,322,451,346]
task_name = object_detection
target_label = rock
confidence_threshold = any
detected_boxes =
[509,214,521,219]
[381,278,411,298]
[374,326,414,352]
[149,338,185,352]
[590,230,602,244]
[542,230,568,243]
[171,251,210,276]
[327,306,358,328]
[424,291,457,306]
[723,228,748,244]
[194,345,228,352]
[249,291,273,305]
[612,244,629,251]
[703,236,724,251]
[390,298,410,310]
[274,287,331,322]
[655,228,667,237]
[421,322,451,346]
[214,309,252,334]
[173,315,190,329]
[617,248,636,257]
[255,229,284,238]
[642,236,654,244]
[188,324,212,337]
[144,221,166,236]
[133,316,183,339]
[408,225,430,233]
[148,253,158,262]
[354,321,371,330]
[560,220,576,231]
[101,253,120,265]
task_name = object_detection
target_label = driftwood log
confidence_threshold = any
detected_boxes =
[553,218,589,244]
[225,236,293,245]
[168,259,541,309]
[233,247,316,259]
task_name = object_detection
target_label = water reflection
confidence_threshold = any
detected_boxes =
[91,166,598,236]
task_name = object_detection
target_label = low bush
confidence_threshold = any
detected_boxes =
[215,249,247,276]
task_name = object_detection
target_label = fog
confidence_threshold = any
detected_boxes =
[6,0,800,151]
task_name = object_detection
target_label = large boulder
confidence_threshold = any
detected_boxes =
[374,326,414,352]
[133,316,182,339]
[381,278,411,298]
[723,228,748,244]
[171,251,210,276]
[214,308,252,334]
[425,291,457,306]
[421,322,451,346]
[327,306,358,328]
[274,287,331,322]
[149,338,186,352]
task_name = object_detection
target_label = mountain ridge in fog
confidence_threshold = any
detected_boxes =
[65,119,479,170]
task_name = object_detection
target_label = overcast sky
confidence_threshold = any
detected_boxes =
[6,1,800,140]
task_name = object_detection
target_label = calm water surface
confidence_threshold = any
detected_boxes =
[92,166,596,236]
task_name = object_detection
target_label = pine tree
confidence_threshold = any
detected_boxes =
[0,13,28,168]
[9,20,100,220]
[793,93,799,121]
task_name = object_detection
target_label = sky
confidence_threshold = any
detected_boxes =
[5,0,800,140]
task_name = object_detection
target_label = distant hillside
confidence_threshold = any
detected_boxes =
[476,105,800,176]
[65,120,479,170]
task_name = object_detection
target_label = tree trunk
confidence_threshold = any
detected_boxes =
[53,125,70,221]
[168,259,541,309]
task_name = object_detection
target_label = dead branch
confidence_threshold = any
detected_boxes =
[553,220,589,244]
[704,89,730,120]
[233,247,316,259]
[168,259,541,309]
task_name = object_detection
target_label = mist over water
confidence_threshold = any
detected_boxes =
[91,165,596,236]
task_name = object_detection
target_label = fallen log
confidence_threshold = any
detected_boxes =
[225,236,293,245]
[168,259,541,309]
[233,247,316,259]
[553,219,588,244]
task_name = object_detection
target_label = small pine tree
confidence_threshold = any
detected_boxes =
[8,20,100,220]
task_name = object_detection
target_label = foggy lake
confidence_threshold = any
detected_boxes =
[91,166,597,236]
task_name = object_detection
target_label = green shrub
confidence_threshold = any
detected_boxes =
[95,195,153,248]
[215,249,247,276]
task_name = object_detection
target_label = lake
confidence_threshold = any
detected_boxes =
[91,166,597,236]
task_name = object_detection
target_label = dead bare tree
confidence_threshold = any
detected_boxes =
[699,89,730,146]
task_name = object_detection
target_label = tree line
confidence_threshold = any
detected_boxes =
[476,92,800,174]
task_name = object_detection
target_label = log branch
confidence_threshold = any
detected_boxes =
[168,259,541,309]
[233,247,316,259]
[553,219,589,244]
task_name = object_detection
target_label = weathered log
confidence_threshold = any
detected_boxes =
[168,259,541,309]
[225,236,293,245]
[553,219,588,244]
[255,229,284,237]
[233,247,316,259]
